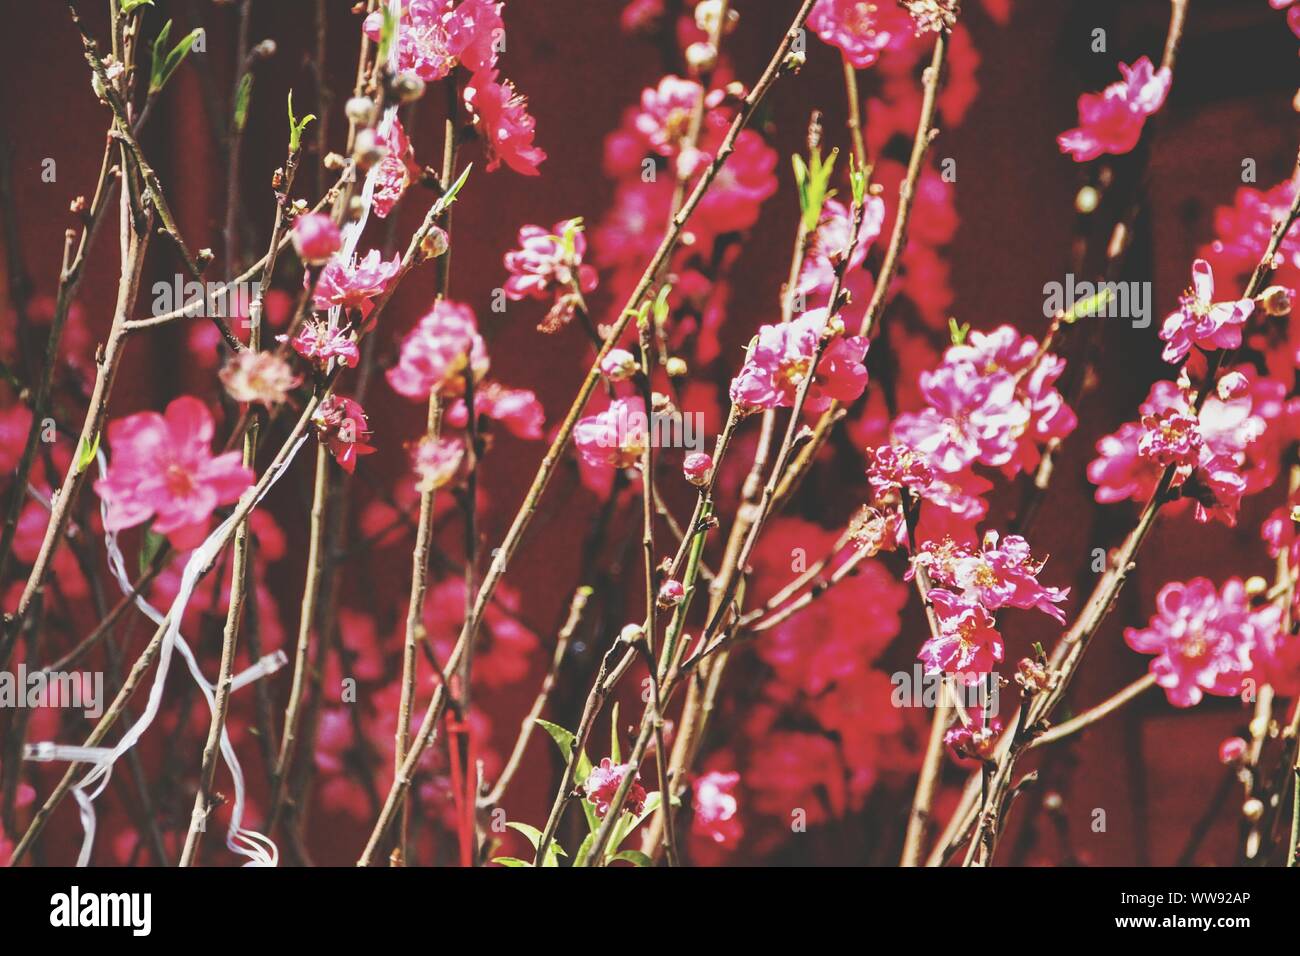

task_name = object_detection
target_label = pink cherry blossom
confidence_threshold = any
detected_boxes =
[1158,259,1255,363]
[1057,57,1172,162]
[917,588,1004,684]
[728,308,868,413]
[387,300,489,400]
[573,396,647,470]
[464,69,546,175]
[313,249,402,316]
[291,213,341,265]
[634,75,704,157]
[808,0,910,69]
[280,317,361,369]
[313,395,377,475]
[412,435,465,492]
[218,350,300,408]
[797,196,884,299]
[371,117,422,219]
[363,0,501,82]
[94,396,253,549]
[503,218,597,330]
[582,757,647,818]
[892,364,1029,473]
[445,383,545,440]
[921,531,1069,623]
[691,770,742,847]
[1124,577,1276,707]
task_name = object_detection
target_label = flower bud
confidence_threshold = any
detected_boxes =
[1257,285,1292,317]
[291,213,341,265]
[685,41,717,75]
[619,623,645,645]
[665,356,688,377]
[657,579,685,608]
[1218,736,1248,765]
[352,127,385,170]
[346,96,377,128]
[420,225,450,260]
[392,71,426,104]
[599,348,638,382]
[682,451,713,486]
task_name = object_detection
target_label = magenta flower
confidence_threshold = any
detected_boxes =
[1124,578,1271,707]
[363,0,501,82]
[445,383,545,440]
[582,757,647,819]
[728,308,868,413]
[1158,259,1255,363]
[573,396,648,470]
[371,117,422,219]
[634,75,704,158]
[866,442,936,498]
[892,364,1029,474]
[917,588,1004,684]
[412,435,465,492]
[464,69,546,175]
[503,218,598,331]
[1087,421,1162,504]
[657,578,685,608]
[313,395,377,475]
[387,299,489,400]
[280,317,361,369]
[1057,57,1171,162]
[94,396,254,549]
[808,0,909,69]
[942,531,1070,623]
[691,770,742,847]
[292,213,341,265]
[797,197,884,299]
[313,249,402,317]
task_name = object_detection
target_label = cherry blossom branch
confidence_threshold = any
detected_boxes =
[9,392,328,865]
[900,494,957,866]
[1027,672,1157,749]
[356,0,817,866]
[774,27,949,507]
[959,158,1300,867]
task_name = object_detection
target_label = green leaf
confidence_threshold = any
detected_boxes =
[75,431,101,472]
[1060,287,1114,324]
[433,163,473,216]
[609,702,621,765]
[609,850,653,867]
[652,285,672,330]
[121,0,155,13]
[491,856,531,867]
[849,153,868,208]
[376,6,399,65]
[534,717,598,832]
[139,527,165,577]
[793,146,839,233]
[574,832,596,868]
[505,821,566,867]
[149,21,202,95]
[286,89,316,153]
[948,318,969,346]
[233,74,254,133]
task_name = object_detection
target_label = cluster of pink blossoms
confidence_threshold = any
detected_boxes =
[1089,370,1297,525]
[387,299,489,400]
[728,308,869,414]
[501,218,598,332]
[910,532,1068,683]
[1125,577,1283,707]
[1057,56,1172,162]
[896,326,1075,476]
[362,1,544,176]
